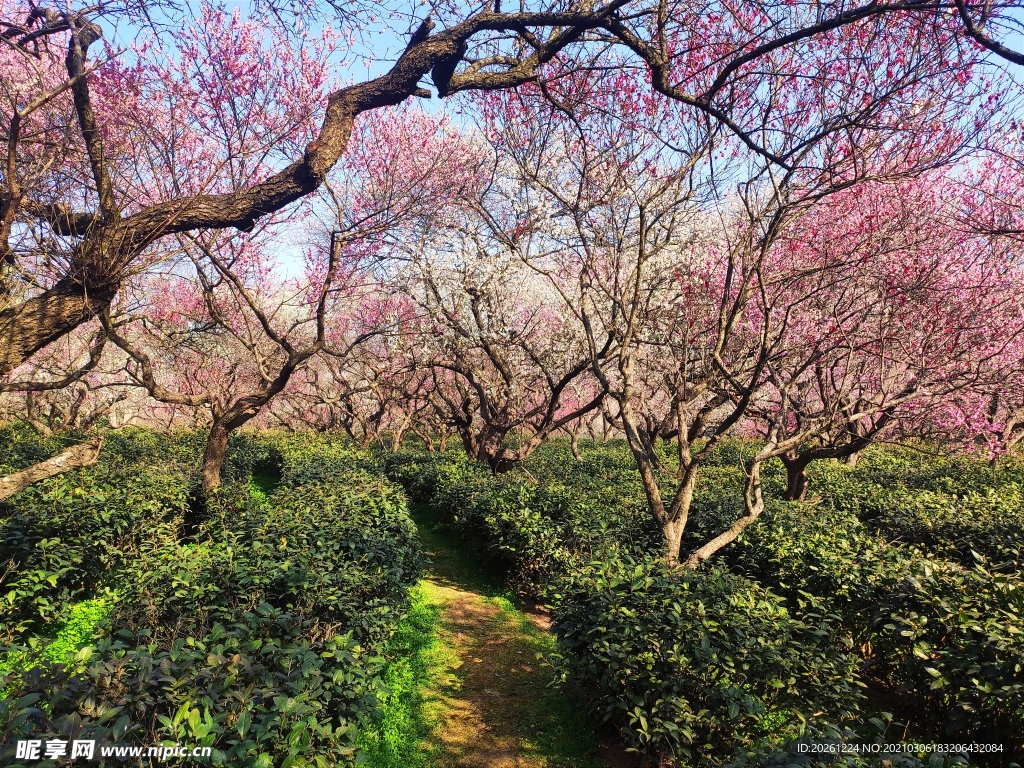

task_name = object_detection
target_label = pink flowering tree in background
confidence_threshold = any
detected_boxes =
[261,292,439,450]
[262,289,434,449]
[0,0,1021,501]
[924,142,1024,464]
[473,33,1006,564]
[1,0,1011,374]
[99,102,477,493]
[0,323,114,499]
[0,322,132,436]
[745,173,1024,502]
[100,232,335,494]
[390,177,609,472]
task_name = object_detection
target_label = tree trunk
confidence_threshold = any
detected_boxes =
[0,277,117,375]
[619,398,695,565]
[389,415,412,451]
[781,452,810,502]
[660,470,697,565]
[663,515,687,566]
[413,428,435,452]
[0,438,103,501]
[484,447,520,474]
[389,428,406,452]
[570,430,582,461]
[845,450,861,467]
[201,422,230,494]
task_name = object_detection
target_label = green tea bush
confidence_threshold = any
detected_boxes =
[870,561,1024,751]
[381,449,483,503]
[827,481,1023,572]
[117,468,421,646]
[807,449,1024,572]
[729,503,1024,755]
[550,556,864,766]
[0,422,91,471]
[383,445,660,596]
[1,429,423,767]
[1,430,194,638]
[2,607,386,768]
[223,431,284,482]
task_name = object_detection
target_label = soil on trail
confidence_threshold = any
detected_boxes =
[409,504,640,768]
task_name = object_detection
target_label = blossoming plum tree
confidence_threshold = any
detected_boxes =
[1,0,1006,373]
[749,174,1024,502]
[474,39,1006,564]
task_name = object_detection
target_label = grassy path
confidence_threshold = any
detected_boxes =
[361,504,626,768]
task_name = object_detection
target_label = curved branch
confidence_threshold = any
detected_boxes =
[0,437,102,501]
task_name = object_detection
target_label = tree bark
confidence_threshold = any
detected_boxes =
[780,451,810,501]
[663,515,688,566]
[0,438,102,501]
[2,7,625,373]
[201,422,230,494]
[0,277,117,374]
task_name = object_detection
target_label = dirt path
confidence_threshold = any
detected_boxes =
[419,578,554,767]
[405,505,637,768]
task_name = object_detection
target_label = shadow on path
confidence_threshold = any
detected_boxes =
[407,503,639,768]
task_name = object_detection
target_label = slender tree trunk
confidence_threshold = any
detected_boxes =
[663,513,688,566]
[661,471,697,565]
[389,428,405,452]
[619,397,693,564]
[570,430,582,461]
[414,428,436,452]
[0,438,103,501]
[390,414,412,451]
[201,422,230,494]
[845,450,860,467]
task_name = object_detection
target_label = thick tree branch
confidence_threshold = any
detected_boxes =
[0,438,102,501]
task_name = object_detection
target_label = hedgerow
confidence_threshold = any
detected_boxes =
[386,439,1024,764]
[812,453,1024,572]
[727,501,1024,746]
[1,429,422,767]
[383,445,660,596]
[1,428,196,639]
[550,556,864,765]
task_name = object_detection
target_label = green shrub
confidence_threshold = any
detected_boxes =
[383,445,660,596]
[2,606,386,768]
[729,503,1024,755]
[387,440,1024,760]
[1,429,423,767]
[870,561,1024,751]
[116,470,421,646]
[830,482,1022,572]
[808,449,1024,572]
[550,556,864,766]
[1,433,192,638]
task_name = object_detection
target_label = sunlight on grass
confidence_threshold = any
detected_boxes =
[359,580,454,768]
[0,596,112,694]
